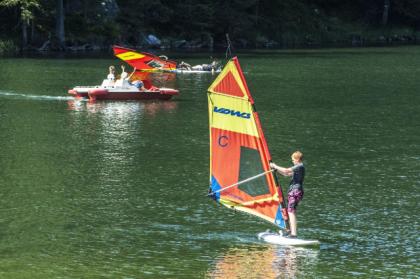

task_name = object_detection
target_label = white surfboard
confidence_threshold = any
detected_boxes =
[258,231,320,246]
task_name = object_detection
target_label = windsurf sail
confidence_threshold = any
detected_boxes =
[207,57,289,229]
[113,45,177,72]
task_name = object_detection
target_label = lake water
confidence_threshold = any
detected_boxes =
[0,47,419,278]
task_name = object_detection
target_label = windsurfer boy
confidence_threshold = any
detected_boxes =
[270,151,305,238]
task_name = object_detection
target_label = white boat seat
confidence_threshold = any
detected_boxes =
[114,79,130,87]
[101,79,114,86]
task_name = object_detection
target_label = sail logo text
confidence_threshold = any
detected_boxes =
[214,107,251,119]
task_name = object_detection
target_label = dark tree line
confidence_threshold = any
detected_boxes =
[1,0,420,51]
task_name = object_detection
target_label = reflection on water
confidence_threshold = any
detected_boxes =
[207,245,319,278]
[66,99,178,116]
[148,72,177,84]
[66,99,178,175]
[1,51,419,277]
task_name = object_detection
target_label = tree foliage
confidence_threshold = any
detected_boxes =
[1,0,420,50]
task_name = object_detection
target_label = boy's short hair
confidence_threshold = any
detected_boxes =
[291,151,303,161]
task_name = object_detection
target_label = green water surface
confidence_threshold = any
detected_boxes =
[0,47,419,278]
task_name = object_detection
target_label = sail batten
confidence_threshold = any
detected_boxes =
[207,57,288,229]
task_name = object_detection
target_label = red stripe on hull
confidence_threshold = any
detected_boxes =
[89,91,175,101]
[68,89,178,101]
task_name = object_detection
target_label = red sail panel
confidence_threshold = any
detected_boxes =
[213,71,245,98]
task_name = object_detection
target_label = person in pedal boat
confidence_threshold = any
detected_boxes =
[131,79,146,91]
[270,151,305,238]
[191,59,220,72]
[177,61,192,70]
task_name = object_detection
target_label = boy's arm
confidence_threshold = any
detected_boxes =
[128,68,137,79]
[270,163,293,176]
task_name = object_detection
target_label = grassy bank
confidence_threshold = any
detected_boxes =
[0,40,18,56]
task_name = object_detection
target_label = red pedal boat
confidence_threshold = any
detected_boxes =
[68,79,178,101]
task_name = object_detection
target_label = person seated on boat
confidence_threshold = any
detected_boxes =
[206,59,220,71]
[210,60,221,71]
[131,79,146,91]
[191,60,220,72]
[191,64,204,71]
[177,61,192,70]
[192,63,213,71]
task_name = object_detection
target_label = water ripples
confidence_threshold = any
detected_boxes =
[0,90,74,101]
[1,54,419,277]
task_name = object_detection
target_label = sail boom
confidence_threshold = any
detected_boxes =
[209,169,274,195]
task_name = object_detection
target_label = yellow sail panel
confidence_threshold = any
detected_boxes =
[116,51,145,61]
[209,94,259,137]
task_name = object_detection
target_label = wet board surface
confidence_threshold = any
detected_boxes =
[258,232,320,246]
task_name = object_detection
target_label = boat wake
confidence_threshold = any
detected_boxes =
[0,91,75,101]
